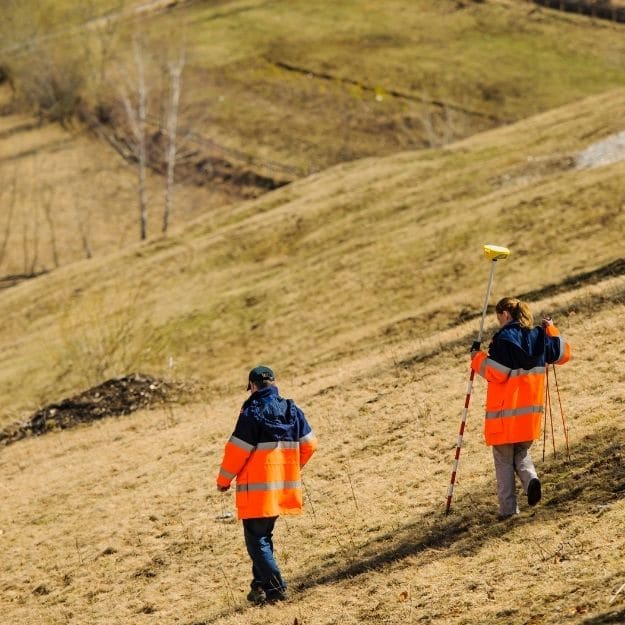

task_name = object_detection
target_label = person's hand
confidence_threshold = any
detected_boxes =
[542,317,553,328]
[217,484,230,492]
[470,341,480,359]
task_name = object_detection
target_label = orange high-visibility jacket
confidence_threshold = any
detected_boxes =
[471,322,571,446]
[216,385,317,520]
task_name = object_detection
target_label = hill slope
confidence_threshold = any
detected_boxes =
[1,85,625,416]
[4,0,625,276]
[0,87,624,624]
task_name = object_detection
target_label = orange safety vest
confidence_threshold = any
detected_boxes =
[471,323,570,446]
[218,433,317,519]
[217,387,317,519]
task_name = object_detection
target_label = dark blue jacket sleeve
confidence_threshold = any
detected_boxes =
[295,404,313,439]
[544,335,563,364]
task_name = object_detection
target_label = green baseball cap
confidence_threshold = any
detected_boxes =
[247,365,275,390]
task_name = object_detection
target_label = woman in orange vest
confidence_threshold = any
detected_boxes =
[217,365,317,604]
[471,298,571,518]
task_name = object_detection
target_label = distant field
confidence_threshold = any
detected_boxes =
[3,0,625,280]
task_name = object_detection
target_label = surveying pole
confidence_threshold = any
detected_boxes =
[445,244,510,516]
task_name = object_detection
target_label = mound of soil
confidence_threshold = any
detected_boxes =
[0,373,178,447]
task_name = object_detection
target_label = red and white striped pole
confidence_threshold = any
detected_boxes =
[445,244,510,516]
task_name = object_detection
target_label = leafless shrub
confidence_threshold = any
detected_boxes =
[418,100,463,148]
[16,47,85,125]
[51,285,166,388]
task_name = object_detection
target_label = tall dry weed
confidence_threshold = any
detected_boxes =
[45,284,168,392]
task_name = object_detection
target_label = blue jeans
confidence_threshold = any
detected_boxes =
[242,516,286,596]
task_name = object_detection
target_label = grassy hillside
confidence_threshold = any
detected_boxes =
[133,0,625,169]
[4,0,625,277]
[1,2,625,624]
[0,82,624,625]
[2,84,625,419]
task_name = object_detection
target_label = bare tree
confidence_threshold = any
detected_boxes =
[120,38,149,240]
[162,50,184,235]
[86,0,126,115]
[22,199,40,275]
[41,185,59,268]
[72,189,93,260]
[78,215,93,259]
[29,202,40,274]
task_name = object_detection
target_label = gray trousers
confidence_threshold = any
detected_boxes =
[492,442,538,516]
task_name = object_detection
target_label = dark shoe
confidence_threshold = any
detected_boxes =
[265,589,288,604]
[247,588,265,605]
[527,478,542,506]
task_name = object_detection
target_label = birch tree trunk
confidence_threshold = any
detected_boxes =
[162,51,184,235]
[120,39,149,241]
[42,185,59,268]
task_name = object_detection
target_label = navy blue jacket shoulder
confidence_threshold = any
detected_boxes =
[488,321,565,370]
[232,385,312,447]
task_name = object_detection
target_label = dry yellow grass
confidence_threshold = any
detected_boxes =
[1,291,624,624]
[5,0,625,281]
[3,86,625,414]
[1,83,625,625]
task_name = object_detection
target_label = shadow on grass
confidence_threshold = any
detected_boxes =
[580,608,625,625]
[443,257,625,336]
[518,258,625,303]
[399,269,625,371]
[293,426,625,592]
[187,427,624,624]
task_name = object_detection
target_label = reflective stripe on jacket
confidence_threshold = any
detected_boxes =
[471,322,571,446]
[216,385,317,519]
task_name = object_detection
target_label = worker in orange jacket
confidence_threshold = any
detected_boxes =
[471,297,571,518]
[217,365,317,604]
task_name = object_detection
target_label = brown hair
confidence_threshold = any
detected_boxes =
[495,297,533,329]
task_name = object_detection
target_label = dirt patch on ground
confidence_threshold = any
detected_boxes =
[531,0,625,24]
[0,373,179,447]
[576,130,625,169]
